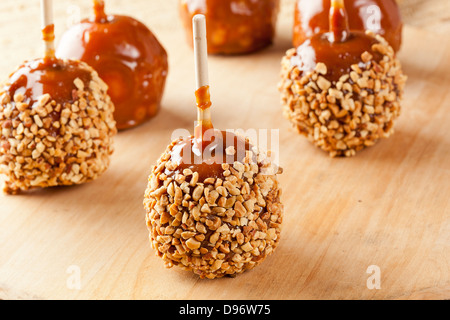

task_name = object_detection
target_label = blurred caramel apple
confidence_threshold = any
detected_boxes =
[279,0,407,157]
[0,22,116,194]
[293,0,403,52]
[179,0,280,55]
[57,0,168,130]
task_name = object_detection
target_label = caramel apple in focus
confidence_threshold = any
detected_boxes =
[293,0,403,52]
[0,22,116,194]
[144,16,283,279]
[57,0,168,130]
[279,0,407,157]
[144,88,284,280]
[179,0,280,55]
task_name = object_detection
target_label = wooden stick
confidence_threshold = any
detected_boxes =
[193,14,209,90]
[329,0,350,43]
[192,14,213,140]
[40,0,55,60]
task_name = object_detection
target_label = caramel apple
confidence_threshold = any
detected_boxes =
[0,2,116,194]
[279,0,406,157]
[56,0,168,130]
[179,0,280,55]
[293,0,403,52]
[144,15,283,279]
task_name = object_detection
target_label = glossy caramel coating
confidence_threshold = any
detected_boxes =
[57,5,168,130]
[292,31,383,82]
[179,0,280,55]
[144,132,283,279]
[293,0,403,52]
[0,57,116,193]
[42,24,56,60]
[6,58,92,108]
[167,83,254,181]
[195,85,212,111]
[279,32,406,157]
[165,130,254,182]
[291,0,383,83]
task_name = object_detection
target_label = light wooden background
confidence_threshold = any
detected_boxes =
[0,0,449,300]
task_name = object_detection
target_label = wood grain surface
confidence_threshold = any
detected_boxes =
[399,0,450,34]
[0,0,449,300]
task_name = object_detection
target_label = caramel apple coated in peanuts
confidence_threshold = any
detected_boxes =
[144,15,283,279]
[293,0,403,52]
[279,0,407,157]
[0,6,116,194]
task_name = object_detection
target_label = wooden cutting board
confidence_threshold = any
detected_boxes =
[0,0,449,300]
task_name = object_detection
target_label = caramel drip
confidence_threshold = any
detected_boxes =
[329,0,350,43]
[194,85,214,147]
[195,85,212,110]
[42,24,55,61]
[93,0,107,23]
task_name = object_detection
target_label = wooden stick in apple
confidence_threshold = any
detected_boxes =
[40,0,55,61]
[193,14,214,145]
